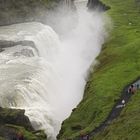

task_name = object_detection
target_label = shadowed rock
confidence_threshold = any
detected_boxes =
[0,107,33,131]
[87,0,110,11]
[0,40,39,56]
[0,0,63,26]
[0,107,47,140]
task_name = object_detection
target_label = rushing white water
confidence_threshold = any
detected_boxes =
[0,1,108,140]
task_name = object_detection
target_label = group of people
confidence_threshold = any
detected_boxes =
[116,83,140,109]
[80,82,140,139]
[128,83,139,94]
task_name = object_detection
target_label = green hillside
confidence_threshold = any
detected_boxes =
[58,0,140,139]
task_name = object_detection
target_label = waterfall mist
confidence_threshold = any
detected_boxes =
[0,1,109,140]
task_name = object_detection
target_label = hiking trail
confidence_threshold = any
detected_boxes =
[75,78,140,140]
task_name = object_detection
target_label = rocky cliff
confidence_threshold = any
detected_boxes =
[87,0,110,10]
[0,0,61,26]
[0,107,47,140]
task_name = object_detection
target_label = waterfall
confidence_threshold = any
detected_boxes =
[63,0,74,8]
[0,1,108,140]
[0,22,61,139]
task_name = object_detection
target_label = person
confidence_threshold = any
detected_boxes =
[131,84,136,94]
[122,99,125,107]
[128,85,132,94]
[84,135,89,140]
[17,132,24,140]
[128,85,136,94]
[116,100,125,108]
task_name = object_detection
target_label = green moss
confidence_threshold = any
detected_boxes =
[5,124,47,140]
[0,107,47,140]
[58,0,140,139]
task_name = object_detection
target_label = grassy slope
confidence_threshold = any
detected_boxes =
[58,0,140,139]
[93,91,140,140]
[93,1,140,139]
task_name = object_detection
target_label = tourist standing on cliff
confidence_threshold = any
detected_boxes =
[17,132,24,140]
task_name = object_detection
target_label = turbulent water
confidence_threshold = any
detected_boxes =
[0,1,108,139]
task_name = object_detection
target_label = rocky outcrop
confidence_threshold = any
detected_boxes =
[0,40,39,56]
[0,107,47,140]
[0,40,35,49]
[0,107,33,131]
[87,0,110,10]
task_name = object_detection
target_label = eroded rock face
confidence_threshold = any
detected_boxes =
[87,0,110,10]
[0,40,39,56]
[0,107,33,131]
[0,108,47,140]
[0,40,35,49]
[0,107,33,139]
[0,0,60,26]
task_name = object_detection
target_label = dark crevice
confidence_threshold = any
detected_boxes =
[87,0,111,11]
[0,40,39,56]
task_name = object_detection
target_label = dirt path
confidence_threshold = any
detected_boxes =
[75,77,140,140]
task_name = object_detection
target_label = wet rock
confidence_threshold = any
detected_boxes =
[87,0,110,11]
[0,107,33,131]
[14,49,34,57]
[0,40,39,56]
[0,0,63,26]
[0,40,35,48]
[0,107,47,140]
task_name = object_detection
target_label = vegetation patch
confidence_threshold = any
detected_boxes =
[58,0,140,139]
